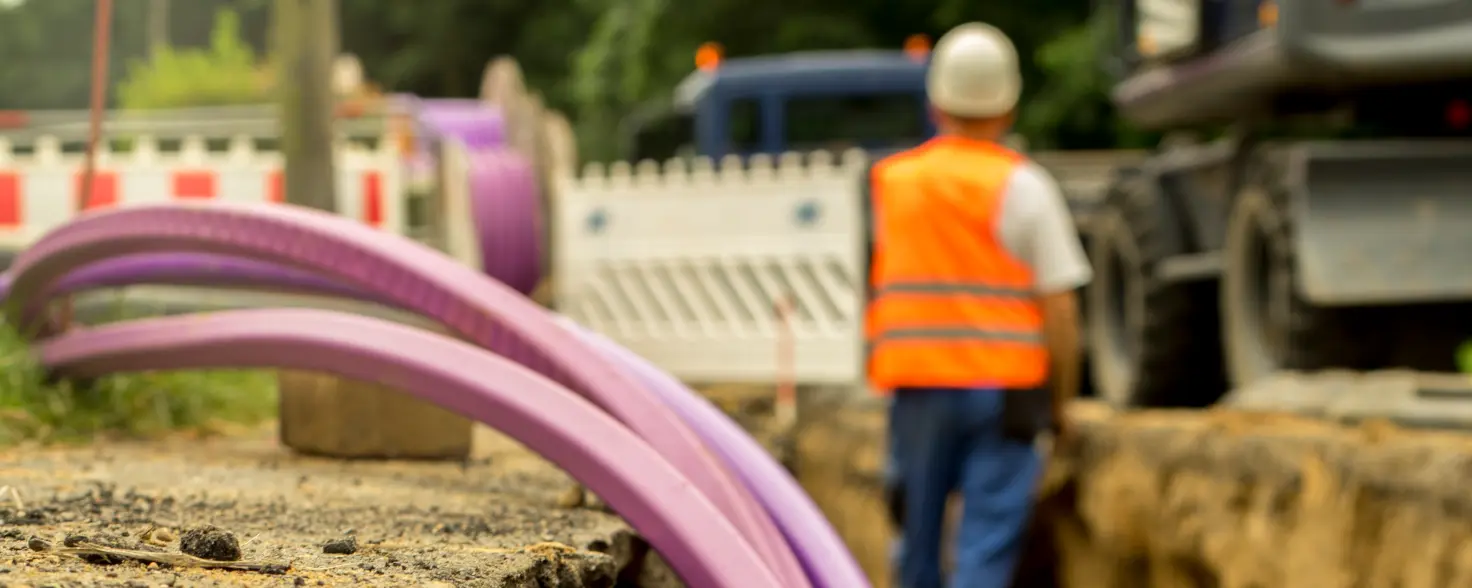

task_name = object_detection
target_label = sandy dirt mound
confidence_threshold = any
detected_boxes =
[784,390,1472,588]
[782,387,895,586]
[0,426,678,587]
[1047,403,1472,588]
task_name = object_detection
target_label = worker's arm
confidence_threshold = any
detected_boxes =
[998,162,1092,431]
[1039,289,1081,430]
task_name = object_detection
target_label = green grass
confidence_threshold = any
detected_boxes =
[0,323,277,446]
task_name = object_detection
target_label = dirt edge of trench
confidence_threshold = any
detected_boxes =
[789,391,1472,588]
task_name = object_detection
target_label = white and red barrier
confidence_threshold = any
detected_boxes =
[553,151,870,385]
[0,135,405,248]
[551,149,1144,386]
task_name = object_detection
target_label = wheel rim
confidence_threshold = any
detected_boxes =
[1225,189,1292,383]
[1089,213,1145,406]
[1104,235,1141,362]
[1246,204,1293,366]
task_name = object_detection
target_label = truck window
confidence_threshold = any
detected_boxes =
[782,93,926,152]
[629,111,694,162]
[728,98,762,153]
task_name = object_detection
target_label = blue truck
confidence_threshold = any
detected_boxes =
[622,43,935,161]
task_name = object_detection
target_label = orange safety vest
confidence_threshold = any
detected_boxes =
[865,136,1048,391]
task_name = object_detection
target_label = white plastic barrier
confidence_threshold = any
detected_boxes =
[0,134,406,250]
[554,150,870,385]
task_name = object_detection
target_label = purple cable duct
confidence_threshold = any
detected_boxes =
[6,250,839,586]
[3,202,807,587]
[467,149,544,296]
[0,246,861,587]
[418,102,544,297]
[30,252,380,303]
[416,100,507,150]
[37,309,781,588]
[557,316,872,588]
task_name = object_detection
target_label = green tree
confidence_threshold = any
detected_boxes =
[1016,10,1154,150]
[0,0,147,109]
[116,8,271,109]
[562,0,1130,158]
[0,0,1135,150]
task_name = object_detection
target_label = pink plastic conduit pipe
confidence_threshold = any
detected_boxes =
[558,316,871,588]
[36,308,778,588]
[2,202,805,587]
[1,249,869,587]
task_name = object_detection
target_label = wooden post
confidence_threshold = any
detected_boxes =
[272,0,473,460]
[274,0,337,212]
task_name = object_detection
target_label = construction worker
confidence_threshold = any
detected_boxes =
[867,22,1091,588]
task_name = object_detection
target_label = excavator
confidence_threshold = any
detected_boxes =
[1085,0,1472,409]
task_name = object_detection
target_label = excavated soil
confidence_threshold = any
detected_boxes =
[788,392,1472,588]
[0,426,679,588]
[1049,403,1472,588]
[789,391,893,586]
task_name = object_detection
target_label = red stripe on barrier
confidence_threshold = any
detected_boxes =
[0,173,21,227]
[362,172,383,226]
[268,170,285,203]
[74,171,118,211]
[173,171,216,200]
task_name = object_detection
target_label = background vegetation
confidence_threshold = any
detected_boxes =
[0,323,276,445]
[0,0,1142,159]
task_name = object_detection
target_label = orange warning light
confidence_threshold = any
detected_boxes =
[696,42,723,71]
[904,35,931,61]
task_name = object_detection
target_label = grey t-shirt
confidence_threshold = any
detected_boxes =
[863,159,1092,295]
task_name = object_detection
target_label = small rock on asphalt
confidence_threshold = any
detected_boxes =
[179,525,242,562]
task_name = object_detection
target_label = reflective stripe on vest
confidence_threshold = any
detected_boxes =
[865,136,1048,391]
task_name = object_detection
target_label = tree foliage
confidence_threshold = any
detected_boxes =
[0,0,1135,151]
[1017,12,1154,150]
[0,0,146,110]
[116,9,272,110]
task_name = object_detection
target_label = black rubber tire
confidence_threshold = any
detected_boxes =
[1220,154,1377,386]
[1086,170,1226,408]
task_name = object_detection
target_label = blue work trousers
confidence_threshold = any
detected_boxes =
[887,387,1042,588]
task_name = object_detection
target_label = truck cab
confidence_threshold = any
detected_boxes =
[623,41,935,162]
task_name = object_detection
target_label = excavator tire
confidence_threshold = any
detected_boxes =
[1220,150,1379,386]
[1087,167,1225,407]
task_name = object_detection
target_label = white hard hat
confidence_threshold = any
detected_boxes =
[926,23,1022,118]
